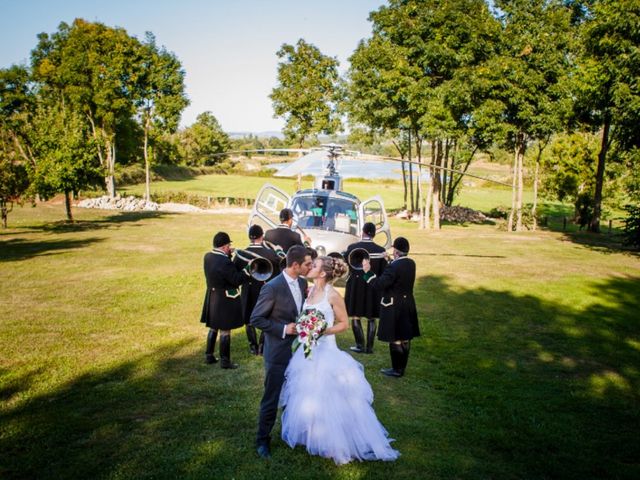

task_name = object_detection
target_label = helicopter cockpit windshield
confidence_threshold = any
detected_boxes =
[291,193,358,235]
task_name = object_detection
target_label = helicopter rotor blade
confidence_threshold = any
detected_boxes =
[353,154,512,187]
[203,145,511,187]
[207,148,311,159]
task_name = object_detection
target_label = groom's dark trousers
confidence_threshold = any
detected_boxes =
[250,272,307,447]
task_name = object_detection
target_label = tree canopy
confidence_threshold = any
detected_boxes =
[270,39,343,147]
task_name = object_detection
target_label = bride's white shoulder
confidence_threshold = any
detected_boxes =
[327,285,341,302]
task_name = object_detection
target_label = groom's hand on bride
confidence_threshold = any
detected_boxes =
[285,323,297,335]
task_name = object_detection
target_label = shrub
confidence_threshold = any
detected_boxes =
[622,204,640,249]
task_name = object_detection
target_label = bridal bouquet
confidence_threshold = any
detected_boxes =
[291,307,327,359]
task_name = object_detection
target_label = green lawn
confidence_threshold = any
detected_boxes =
[1,203,639,479]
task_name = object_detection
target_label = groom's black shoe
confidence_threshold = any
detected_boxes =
[380,367,403,377]
[256,444,271,459]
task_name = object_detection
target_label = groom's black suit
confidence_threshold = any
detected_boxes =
[250,272,307,448]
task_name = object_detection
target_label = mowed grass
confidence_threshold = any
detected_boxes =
[1,203,640,479]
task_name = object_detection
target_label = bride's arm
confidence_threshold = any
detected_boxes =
[323,289,348,335]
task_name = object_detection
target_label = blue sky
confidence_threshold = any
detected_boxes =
[0,0,385,132]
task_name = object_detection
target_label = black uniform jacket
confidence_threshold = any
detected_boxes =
[233,243,281,323]
[200,249,251,330]
[264,225,303,253]
[367,256,420,342]
[344,239,387,318]
[250,273,308,366]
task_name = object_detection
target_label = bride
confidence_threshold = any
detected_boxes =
[279,256,399,465]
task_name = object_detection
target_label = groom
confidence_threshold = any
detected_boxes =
[250,245,313,459]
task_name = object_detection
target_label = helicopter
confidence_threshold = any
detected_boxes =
[246,143,393,259]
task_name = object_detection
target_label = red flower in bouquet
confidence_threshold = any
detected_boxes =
[291,307,327,359]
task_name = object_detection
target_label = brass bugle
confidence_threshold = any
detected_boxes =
[234,249,274,282]
[263,240,286,259]
[347,248,391,270]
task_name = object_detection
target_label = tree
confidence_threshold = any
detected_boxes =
[0,65,36,167]
[28,103,102,221]
[271,39,343,146]
[348,0,501,227]
[0,65,36,228]
[31,19,143,198]
[178,112,230,166]
[0,130,30,228]
[135,33,189,200]
[487,0,573,231]
[573,0,640,232]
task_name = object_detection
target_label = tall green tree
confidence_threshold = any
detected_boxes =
[348,0,501,227]
[0,65,36,228]
[0,130,30,228]
[487,0,573,231]
[0,65,36,167]
[178,112,230,166]
[271,39,343,146]
[28,102,102,221]
[31,19,143,198]
[573,0,640,232]
[136,33,189,200]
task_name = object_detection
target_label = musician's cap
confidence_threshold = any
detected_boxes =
[279,208,293,222]
[213,231,232,248]
[248,224,264,240]
[363,222,376,237]
[392,236,410,254]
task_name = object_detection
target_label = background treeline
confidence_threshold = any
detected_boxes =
[1,1,640,247]
[268,0,639,243]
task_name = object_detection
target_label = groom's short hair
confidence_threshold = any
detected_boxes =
[286,245,308,267]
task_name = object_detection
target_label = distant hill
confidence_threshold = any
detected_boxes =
[227,131,284,139]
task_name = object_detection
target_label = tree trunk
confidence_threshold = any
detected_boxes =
[507,145,518,232]
[408,130,414,214]
[424,176,432,230]
[515,137,525,231]
[589,117,610,233]
[432,139,443,230]
[1,200,8,228]
[417,139,425,230]
[64,190,73,221]
[105,139,116,198]
[401,161,408,211]
[447,145,478,206]
[393,139,409,211]
[144,116,151,201]
[415,136,422,210]
[532,159,539,231]
[441,139,450,204]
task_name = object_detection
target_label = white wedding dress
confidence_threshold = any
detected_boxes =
[279,284,400,465]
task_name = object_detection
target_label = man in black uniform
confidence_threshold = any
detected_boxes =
[233,225,281,355]
[344,222,388,354]
[363,237,420,377]
[264,208,311,253]
[200,231,251,369]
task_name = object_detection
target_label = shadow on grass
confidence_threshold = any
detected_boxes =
[411,274,640,479]
[412,252,506,259]
[23,211,178,234]
[1,275,639,479]
[557,230,639,257]
[0,237,106,262]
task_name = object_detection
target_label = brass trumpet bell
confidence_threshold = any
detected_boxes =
[235,250,274,281]
[249,257,274,282]
[348,248,389,270]
[347,248,369,270]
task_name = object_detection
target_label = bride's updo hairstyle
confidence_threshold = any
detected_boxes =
[318,256,348,283]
